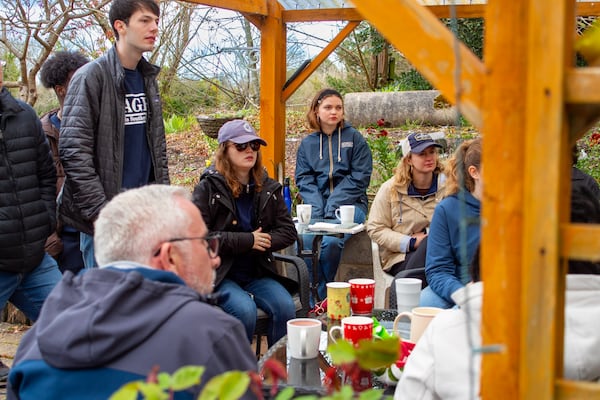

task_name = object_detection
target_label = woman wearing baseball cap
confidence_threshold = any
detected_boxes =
[192,120,297,346]
[367,132,446,308]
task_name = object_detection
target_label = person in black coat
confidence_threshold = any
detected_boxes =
[192,120,297,346]
[0,62,62,321]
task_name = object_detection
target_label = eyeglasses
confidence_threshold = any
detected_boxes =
[232,141,261,152]
[153,233,220,258]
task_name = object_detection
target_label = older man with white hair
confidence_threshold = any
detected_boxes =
[8,185,257,400]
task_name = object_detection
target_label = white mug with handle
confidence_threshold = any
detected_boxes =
[287,318,322,359]
[335,205,355,225]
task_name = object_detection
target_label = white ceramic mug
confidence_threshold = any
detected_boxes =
[287,318,322,359]
[296,204,312,225]
[395,278,422,313]
[393,306,442,342]
[335,205,355,225]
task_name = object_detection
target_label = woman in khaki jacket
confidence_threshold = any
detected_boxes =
[366,132,445,307]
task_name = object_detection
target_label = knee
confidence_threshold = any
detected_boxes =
[236,303,258,340]
[237,300,258,327]
[271,296,297,323]
[321,237,343,253]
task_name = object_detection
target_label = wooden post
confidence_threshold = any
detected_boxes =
[479,1,528,398]
[256,1,287,179]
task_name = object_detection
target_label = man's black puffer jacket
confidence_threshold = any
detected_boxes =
[0,88,57,272]
[59,46,169,235]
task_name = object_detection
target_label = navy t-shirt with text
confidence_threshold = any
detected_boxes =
[122,68,152,189]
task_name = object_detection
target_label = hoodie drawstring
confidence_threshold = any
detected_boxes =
[337,126,341,162]
[319,134,323,160]
[319,126,342,162]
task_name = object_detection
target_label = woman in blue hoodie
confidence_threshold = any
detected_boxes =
[422,138,482,308]
[295,88,372,301]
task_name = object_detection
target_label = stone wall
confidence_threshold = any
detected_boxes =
[344,90,459,127]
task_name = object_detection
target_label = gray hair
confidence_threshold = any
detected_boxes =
[94,185,192,267]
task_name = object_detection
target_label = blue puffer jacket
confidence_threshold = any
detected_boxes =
[295,122,372,219]
[425,191,481,303]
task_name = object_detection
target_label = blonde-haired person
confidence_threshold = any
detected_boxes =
[421,137,482,309]
[295,88,372,301]
[367,133,446,307]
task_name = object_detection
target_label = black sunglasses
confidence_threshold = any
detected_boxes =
[232,141,261,152]
[153,233,220,258]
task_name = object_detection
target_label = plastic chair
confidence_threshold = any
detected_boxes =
[371,241,394,309]
[254,253,310,358]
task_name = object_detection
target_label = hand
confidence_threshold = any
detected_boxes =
[252,227,272,252]
[413,231,427,249]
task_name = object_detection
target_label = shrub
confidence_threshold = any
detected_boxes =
[576,128,600,183]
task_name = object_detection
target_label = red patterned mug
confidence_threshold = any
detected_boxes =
[349,278,375,315]
[329,315,373,345]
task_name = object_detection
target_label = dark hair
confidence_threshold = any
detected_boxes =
[40,51,89,89]
[109,0,160,40]
[568,184,600,274]
[470,185,600,278]
[469,244,481,283]
[306,88,344,131]
[572,144,579,165]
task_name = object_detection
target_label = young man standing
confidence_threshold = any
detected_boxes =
[59,0,169,269]
[39,51,89,274]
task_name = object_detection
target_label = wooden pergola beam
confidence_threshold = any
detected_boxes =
[520,0,573,398]
[282,4,487,22]
[566,68,600,104]
[182,0,268,15]
[561,224,600,261]
[282,21,359,101]
[480,1,528,397]
[349,0,486,129]
[251,0,286,178]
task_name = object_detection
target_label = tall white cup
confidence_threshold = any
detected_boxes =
[335,205,355,225]
[296,204,312,226]
[395,278,422,313]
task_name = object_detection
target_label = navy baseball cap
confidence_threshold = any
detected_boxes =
[217,119,267,146]
[401,132,442,156]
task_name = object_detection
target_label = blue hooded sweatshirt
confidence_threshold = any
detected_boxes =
[425,191,481,303]
[295,122,372,219]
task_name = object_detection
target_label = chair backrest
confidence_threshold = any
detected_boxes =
[371,241,394,309]
[336,231,374,281]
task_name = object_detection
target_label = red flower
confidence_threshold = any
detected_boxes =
[323,366,341,394]
[591,133,600,145]
[248,371,264,400]
[260,359,287,398]
[376,130,388,138]
[377,118,385,127]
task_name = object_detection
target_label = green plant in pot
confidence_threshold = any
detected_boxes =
[110,336,401,400]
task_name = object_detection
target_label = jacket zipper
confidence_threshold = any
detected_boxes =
[327,134,334,193]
